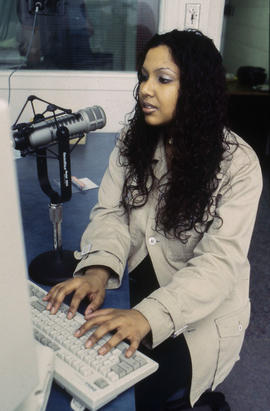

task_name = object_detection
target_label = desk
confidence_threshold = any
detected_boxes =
[16,132,136,411]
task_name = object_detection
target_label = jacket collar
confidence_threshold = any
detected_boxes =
[152,138,168,180]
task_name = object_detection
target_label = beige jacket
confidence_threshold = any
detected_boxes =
[74,131,262,406]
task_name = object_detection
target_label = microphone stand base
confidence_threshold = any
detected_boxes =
[29,249,77,285]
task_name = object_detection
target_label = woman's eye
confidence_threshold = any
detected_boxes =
[159,77,171,84]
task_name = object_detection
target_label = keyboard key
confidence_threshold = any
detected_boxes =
[118,361,134,374]
[94,378,109,389]
[107,371,119,381]
[111,364,126,378]
[119,355,141,370]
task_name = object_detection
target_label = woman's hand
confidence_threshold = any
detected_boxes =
[43,266,110,319]
[74,308,151,357]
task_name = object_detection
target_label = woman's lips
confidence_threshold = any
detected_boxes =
[141,102,157,114]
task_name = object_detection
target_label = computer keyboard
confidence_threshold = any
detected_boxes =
[29,281,159,411]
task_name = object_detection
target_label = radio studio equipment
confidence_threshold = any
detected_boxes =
[12,95,106,285]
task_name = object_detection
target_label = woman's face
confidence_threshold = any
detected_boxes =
[139,45,180,126]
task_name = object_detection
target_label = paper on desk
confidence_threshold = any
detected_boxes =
[53,177,98,193]
[75,177,98,191]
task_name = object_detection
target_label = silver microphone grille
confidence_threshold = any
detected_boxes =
[84,106,106,131]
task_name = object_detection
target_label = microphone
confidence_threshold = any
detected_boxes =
[13,105,106,151]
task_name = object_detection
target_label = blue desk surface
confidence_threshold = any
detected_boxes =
[16,132,136,411]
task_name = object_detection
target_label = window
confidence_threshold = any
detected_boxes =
[0,0,160,71]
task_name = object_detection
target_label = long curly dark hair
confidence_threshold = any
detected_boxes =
[120,29,234,242]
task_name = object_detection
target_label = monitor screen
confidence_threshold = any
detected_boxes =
[0,99,39,411]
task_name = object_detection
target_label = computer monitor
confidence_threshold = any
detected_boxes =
[0,99,39,411]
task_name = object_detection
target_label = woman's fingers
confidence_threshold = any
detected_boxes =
[84,307,114,318]
[84,291,107,318]
[98,330,141,358]
[74,309,151,357]
[74,310,115,339]
[125,340,141,358]
[67,284,100,319]
[42,276,106,317]
[43,279,80,314]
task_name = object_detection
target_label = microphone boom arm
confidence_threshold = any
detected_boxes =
[12,95,78,203]
[36,126,72,204]
[12,95,106,285]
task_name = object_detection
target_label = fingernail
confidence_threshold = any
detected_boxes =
[46,302,52,310]
[74,330,80,337]
[99,347,106,355]
[85,308,92,315]
[85,340,92,348]
[51,307,56,314]
[67,311,73,320]
[126,350,132,358]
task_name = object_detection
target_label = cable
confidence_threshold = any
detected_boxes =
[8,5,40,105]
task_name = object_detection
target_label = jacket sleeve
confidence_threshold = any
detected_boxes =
[134,144,263,348]
[73,139,131,289]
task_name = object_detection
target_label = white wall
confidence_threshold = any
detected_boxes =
[0,0,225,131]
[159,0,225,49]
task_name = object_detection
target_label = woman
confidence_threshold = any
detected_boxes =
[44,30,262,410]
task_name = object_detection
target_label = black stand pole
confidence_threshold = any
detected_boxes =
[28,126,78,285]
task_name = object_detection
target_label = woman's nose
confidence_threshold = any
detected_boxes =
[140,78,154,97]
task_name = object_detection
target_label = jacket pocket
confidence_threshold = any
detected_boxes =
[212,301,251,387]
